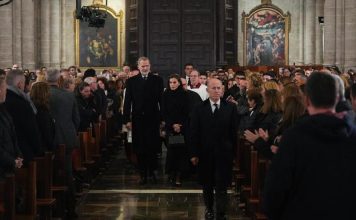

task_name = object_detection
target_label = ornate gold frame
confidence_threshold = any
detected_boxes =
[75,4,123,69]
[242,3,290,66]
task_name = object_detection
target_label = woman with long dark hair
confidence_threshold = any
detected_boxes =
[30,81,56,151]
[162,74,189,186]
[75,82,99,132]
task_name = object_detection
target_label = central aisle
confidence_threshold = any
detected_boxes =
[77,143,250,219]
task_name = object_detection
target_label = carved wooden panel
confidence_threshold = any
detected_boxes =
[181,0,215,71]
[148,0,181,76]
[224,0,237,65]
[126,0,139,66]
[126,0,237,76]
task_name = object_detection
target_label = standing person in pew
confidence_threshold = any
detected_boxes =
[0,75,23,179]
[30,81,56,152]
[75,81,99,132]
[190,78,238,220]
[263,72,356,220]
[123,57,164,185]
[4,69,43,163]
[46,69,80,218]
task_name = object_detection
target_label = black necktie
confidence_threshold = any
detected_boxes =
[213,103,219,116]
[143,75,147,80]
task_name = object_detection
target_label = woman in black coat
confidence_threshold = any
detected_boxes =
[30,81,56,152]
[162,74,189,186]
[75,82,99,132]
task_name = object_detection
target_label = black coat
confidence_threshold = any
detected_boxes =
[93,88,108,119]
[0,104,22,178]
[254,111,282,133]
[123,73,164,153]
[36,106,56,151]
[76,95,99,132]
[5,90,43,163]
[162,88,189,135]
[190,99,238,187]
[263,114,356,220]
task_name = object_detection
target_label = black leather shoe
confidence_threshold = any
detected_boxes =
[150,174,157,184]
[66,211,78,219]
[205,209,214,220]
[217,213,227,220]
[138,177,147,185]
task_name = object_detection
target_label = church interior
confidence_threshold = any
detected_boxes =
[0,0,356,219]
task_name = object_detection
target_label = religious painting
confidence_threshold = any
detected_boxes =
[75,4,123,69]
[242,4,290,66]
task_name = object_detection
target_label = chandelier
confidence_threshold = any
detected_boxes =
[0,0,13,7]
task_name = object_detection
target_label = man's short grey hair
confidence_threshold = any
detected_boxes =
[46,69,61,83]
[137,57,150,65]
[84,77,96,84]
[6,69,25,86]
[332,74,345,101]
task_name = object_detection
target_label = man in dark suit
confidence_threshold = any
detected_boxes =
[46,69,80,218]
[263,72,356,220]
[5,69,43,163]
[0,75,23,179]
[123,57,164,185]
[190,78,238,220]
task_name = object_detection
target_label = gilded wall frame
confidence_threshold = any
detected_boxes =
[75,5,123,69]
[242,4,290,66]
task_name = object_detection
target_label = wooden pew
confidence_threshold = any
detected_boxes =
[0,175,15,220]
[15,161,36,220]
[79,131,95,169]
[51,145,68,218]
[34,152,56,220]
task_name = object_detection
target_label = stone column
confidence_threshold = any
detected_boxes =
[304,0,316,64]
[0,3,13,67]
[298,0,305,64]
[21,0,36,70]
[12,0,22,66]
[50,0,61,68]
[335,0,345,67]
[62,0,76,68]
[324,0,336,65]
[344,0,356,70]
[315,0,324,64]
[40,0,51,67]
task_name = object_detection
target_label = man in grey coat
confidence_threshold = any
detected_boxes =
[46,69,80,218]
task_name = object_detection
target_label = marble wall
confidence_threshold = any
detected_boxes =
[0,0,125,70]
[237,0,325,66]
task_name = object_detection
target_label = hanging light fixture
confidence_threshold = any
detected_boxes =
[0,0,13,7]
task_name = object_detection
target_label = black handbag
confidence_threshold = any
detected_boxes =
[168,134,185,145]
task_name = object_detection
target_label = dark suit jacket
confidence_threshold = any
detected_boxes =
[5,90,42,163]
[123,73,164,152]
[190,99,238,187]
[49,86,80,150]
[0,104,22,178]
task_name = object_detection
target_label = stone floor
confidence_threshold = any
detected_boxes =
[77,145,250,220]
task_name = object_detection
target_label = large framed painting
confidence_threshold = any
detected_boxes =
[75,4,123,69]
[242,4,290,66]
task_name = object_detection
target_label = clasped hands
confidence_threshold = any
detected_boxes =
[244,128,269,143]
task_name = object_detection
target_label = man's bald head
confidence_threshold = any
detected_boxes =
[207,78,223,102]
